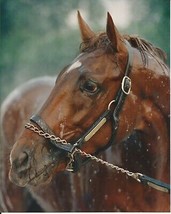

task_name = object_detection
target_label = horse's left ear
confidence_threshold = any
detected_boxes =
[106,12,125,52]
[77,11,95,42]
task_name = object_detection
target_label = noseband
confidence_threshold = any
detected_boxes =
[26,40,132,170]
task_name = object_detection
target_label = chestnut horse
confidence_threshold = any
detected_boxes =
[0,77,55,211]
[1,12,170,211]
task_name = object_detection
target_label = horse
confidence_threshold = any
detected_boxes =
[1,12,170,211]
[0,76,55,211]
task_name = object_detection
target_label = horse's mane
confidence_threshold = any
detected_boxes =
[80,33,167,65]
[124,35,167,64]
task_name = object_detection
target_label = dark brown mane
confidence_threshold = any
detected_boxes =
[123,35,167,63]
[80,32,167,65]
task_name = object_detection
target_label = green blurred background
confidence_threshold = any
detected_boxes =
[0,0,170,103]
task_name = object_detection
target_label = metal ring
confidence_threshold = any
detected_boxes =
[121,76,131,95]
[108,100,116,110]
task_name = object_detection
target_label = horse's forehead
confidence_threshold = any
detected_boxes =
[66,51,109,74]
[66,60,82,73]
[64,53,85,74]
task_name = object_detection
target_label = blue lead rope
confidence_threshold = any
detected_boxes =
[139,174,170,193]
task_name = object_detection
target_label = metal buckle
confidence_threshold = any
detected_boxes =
[66,148,78,172]
[108,100,116,110]
[121,76,131,95]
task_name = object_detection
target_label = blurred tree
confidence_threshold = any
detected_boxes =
[0,0,169,102]
[0,0,84,101]
[126,0,170,64]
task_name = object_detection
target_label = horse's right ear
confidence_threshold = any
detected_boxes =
[77,11,95,42]
[106,12,125,52]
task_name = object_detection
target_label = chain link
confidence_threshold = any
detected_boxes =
[74,148,142,182]
[25,123,68,145]
[25,122,142,182]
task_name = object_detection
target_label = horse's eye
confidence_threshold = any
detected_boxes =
[80,80,99,94]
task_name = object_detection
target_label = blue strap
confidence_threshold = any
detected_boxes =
[139,174,170,193]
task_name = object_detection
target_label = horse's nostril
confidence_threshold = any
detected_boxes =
[12,151,30,173]
[19,152,29,164]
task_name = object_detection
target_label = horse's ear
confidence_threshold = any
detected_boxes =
[106,12,125,52]
[77,11,95,42]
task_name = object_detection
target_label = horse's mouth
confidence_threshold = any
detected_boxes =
[9,162,53,187]
[26,166,53,186]
[9,151,69,187]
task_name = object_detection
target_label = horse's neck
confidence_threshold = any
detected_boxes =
[130,50,169,181]
[106,48,169,182]
[133,49,169,117]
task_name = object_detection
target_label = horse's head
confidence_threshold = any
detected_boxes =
[9,12,140,187]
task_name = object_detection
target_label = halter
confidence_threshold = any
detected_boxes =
[29,40,132,168]
[25,40,170,193]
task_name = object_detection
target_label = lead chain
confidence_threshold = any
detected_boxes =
[74,148,142,182]
[25,122,142,182]
[25,123,68,145]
